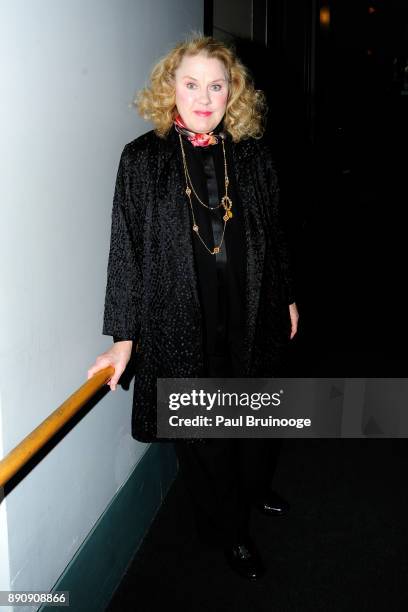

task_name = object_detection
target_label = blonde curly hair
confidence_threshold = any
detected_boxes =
[135,34,267,142]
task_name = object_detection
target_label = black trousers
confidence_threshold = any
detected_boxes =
[174,437,281,548]
[174,351,282,548]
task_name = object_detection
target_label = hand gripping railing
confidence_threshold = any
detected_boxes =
[0,366,114,488]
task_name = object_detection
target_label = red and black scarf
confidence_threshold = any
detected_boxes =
[173,113,225,147]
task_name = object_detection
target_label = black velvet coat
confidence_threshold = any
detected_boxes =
[103,126,294,442]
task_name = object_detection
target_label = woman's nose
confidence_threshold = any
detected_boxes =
[196,88,211,103]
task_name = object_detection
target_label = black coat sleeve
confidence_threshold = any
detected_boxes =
[264,149,295,305]
[102,147,142,340]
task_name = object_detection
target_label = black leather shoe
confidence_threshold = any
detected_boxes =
[224,540,266,581]
[255,490,290,516]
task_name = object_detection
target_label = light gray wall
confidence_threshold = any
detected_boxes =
[0,417,10,608]
[0,0,202,604]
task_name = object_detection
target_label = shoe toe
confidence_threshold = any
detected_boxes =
[256,491,290,516]
[225,542,266,581]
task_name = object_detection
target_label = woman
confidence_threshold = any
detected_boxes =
[88,35,299,581]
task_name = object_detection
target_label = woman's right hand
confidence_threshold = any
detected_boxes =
[87,341,133,391]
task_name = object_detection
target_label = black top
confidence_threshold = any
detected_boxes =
[179,129,246,373]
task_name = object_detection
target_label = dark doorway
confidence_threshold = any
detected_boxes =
[206,0,408,375]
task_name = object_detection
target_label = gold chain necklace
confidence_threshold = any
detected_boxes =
[179,133,233,255]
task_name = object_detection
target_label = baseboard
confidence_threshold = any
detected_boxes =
[40,442,178,612]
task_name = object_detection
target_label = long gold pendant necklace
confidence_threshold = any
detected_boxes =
[179,133,233,255]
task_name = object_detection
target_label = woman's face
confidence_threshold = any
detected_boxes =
[174,53,229,133]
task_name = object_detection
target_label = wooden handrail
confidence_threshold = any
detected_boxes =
[0,366,114,488]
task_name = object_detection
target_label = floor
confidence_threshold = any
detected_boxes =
[106,437,408,612]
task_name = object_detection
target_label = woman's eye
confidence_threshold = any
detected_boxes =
[210,84,222,91]
[186,82,197,89]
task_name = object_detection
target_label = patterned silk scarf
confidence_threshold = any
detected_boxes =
[173,113,226,147]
